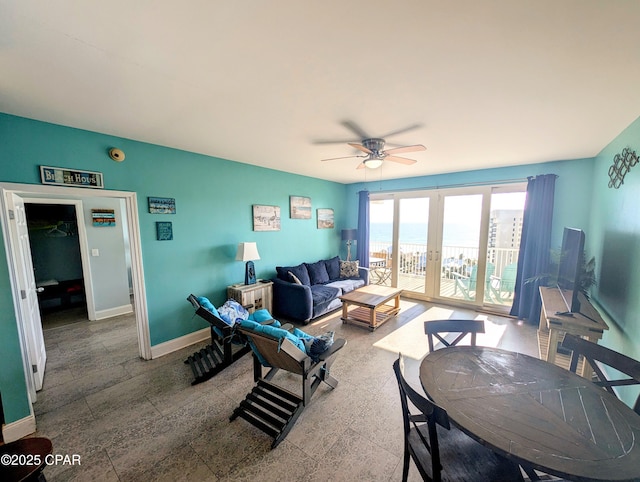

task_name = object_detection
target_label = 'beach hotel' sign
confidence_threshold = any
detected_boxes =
[40,166,104,189]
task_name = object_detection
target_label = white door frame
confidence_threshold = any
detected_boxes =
[22,198,97,321]
[0,184,151,377]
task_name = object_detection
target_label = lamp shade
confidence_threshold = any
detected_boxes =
[235,242,260,262]
[363,158,383,169]
[341,229,357,241]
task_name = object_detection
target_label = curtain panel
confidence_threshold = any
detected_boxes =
[356,190,370,268]
[510,174,557,324]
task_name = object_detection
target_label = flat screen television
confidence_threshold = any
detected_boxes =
[557,227,585,313]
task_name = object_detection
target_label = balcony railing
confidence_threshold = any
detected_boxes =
[368,241,519,306]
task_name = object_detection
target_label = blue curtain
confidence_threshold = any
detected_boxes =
[356,190,370,267]
[510,174,557,324]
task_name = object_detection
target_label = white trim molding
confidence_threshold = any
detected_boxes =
[95,304,134,320]
[2,414,36,443]
[150,328,209,359]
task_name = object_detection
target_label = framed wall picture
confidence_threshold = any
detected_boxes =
[92,209,116,227]
[156,221,173,240]
[253,205,281,231]
[148,197,176,214]
[290,196,311,219]
[317,208,334,229]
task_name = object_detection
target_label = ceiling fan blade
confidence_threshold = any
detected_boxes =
[385,155,417,165]
[383,144,426,155]
[341,120,371,139]
[313,138,360,145]
[379,123,423,139]
[348,142,373,154]
[356,162,366,170]
[321,155,365,162]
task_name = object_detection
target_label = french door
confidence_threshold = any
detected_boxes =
[369,183,526,311]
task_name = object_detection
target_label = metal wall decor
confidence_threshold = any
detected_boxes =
[608,147,638,188]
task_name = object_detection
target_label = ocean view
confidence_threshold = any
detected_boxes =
[370,222,479,248]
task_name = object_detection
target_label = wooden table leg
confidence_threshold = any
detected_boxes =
[546,328,560,365]
[341,302,348,323]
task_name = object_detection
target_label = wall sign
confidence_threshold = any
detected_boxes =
[40,166,104,189]
[148,197,176,214]
[92,209,116,227]
[156,221,173,240]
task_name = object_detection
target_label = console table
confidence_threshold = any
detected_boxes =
[227,281,273,313]
[538,286,608,376]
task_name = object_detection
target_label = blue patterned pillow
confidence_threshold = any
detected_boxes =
[218,299,250,324]
[302,331,335,362]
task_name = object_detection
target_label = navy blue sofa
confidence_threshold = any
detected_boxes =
[272,256,368,323]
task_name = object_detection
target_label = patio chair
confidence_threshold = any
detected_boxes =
[453,263,495,301]
[489,263,518,301]
[184,294,263,385]
[393,354,524,481]
[370,250,392,285]
[424,319,485,352]
[561,334,640,414]
[231,321,346,448]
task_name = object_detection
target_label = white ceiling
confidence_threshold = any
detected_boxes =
[2,1,640,184]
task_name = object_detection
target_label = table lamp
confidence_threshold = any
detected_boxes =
[341,229,357,261]
[236,242,260,285]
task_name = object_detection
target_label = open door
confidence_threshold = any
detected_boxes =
[6,193,47,393]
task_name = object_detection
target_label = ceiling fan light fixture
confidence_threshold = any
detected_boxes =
[363,158,383,169]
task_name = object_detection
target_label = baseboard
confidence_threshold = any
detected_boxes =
[2,414,36,443]
[150,328,210,359]
[94,303,134,320]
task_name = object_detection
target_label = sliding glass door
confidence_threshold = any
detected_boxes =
[369,183,526,312]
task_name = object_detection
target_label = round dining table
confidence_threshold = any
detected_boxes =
[419,346,640,482]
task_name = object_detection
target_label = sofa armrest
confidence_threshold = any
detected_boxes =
[271,278,314,322]
[358,267,370,285]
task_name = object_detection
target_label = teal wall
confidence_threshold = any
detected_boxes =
[2,110,639,425]
[0,113,347,423]
[588,116,640,401]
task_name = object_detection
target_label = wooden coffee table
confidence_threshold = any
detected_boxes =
[339,285,403,331]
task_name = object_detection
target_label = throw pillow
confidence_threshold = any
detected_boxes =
[288,271,302,285]
[218,299,250,324]
[302,331,335,362]
[324,256,341,280]
[340,260,359,278]
[305,260,330,285]
[277,264,311,286]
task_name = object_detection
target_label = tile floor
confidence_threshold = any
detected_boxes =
[31,299,539,481]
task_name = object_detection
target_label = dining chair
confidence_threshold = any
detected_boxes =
[561,334,640,414]
[424,319,485,352]
[393,354,524,481]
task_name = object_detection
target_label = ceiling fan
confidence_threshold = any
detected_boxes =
[317,121,426,169]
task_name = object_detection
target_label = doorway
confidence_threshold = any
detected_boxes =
[0,183,150,407]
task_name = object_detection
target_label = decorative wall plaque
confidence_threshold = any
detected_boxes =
[608,147,638,188]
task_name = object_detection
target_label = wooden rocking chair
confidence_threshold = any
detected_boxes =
[231,323,346,448]
[183,294,254,385]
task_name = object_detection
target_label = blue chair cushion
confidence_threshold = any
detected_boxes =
[197,296,221,321]
[249,308,274,323]
[239,319,306,354]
